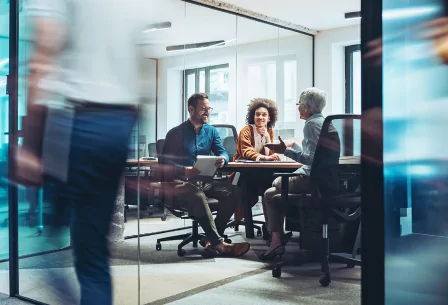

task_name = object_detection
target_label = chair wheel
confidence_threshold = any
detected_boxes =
[347,264,355,268]
[257,230,262,237]
[177,249,186,257]
[161,214,167,221]
[319,276,331,287]
[224,238,232,244]
[156,243,161,251]
[272,266,281,278]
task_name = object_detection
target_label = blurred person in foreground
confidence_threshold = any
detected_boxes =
[261,88,327,260]
[159,93,250,258]
[231,98,280,235]
[21,0,158,304]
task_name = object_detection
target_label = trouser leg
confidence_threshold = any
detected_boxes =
[165,182,224,247]
[264,186,283,233]
[203,181,239,236]
[62,107,136,305]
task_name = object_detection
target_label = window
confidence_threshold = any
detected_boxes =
[184,64,229,125]
[345,44,361,114]
[245,56,298,139]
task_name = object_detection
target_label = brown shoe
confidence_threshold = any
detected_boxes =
[214,242,250,257]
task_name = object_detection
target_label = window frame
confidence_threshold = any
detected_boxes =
[345,44,361,113]
[183,63,229,120]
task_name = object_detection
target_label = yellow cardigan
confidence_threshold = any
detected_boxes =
[233,125,275,161]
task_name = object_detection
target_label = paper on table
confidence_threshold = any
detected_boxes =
[193,155,222,177]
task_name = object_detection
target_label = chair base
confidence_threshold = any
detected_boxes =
[227,219,267,238]
[155,220,231,256]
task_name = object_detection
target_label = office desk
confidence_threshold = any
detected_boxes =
[222,161,303,238]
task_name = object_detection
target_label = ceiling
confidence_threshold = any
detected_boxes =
[220,0,361,30]
[0,0,360,59]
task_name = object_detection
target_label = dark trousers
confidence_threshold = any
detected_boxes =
[162,181,240,246]
[53,106,136,305]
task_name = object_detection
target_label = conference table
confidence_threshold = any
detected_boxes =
[124,156,360,239]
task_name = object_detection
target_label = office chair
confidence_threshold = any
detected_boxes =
[271,115,362,287]
[156,139,165,157]
[148,143,157,157]
[213,124,266,236]
[153,137,231,256]
[124,139,166,222]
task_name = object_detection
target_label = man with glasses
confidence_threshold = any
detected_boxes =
[159,93,250,257]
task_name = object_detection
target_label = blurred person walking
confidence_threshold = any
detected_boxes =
[21,0,158,304]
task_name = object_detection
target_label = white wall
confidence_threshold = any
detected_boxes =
[315,25,360,116]
[157,34,313,139]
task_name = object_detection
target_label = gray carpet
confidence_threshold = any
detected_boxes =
[0,220,361,305]
[0,294,32,305]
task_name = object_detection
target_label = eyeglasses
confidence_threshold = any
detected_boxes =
[199,107,213,113]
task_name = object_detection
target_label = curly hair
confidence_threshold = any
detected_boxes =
[245,98,278,128]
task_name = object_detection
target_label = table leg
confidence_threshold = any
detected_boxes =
[241,176,254,238]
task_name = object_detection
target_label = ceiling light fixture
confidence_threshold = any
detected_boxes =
[345,11,361,19]
[143,22,172,33]
[166,40,226,52]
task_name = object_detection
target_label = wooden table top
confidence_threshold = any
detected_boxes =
[126,156,360,168]
[226,161,303,169]
[126,158,158,166]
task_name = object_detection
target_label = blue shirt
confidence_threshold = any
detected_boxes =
[159,120,229,179]
[284,113,325,176]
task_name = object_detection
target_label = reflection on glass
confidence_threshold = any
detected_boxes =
[0,2,9,295]
[383,0,448,304]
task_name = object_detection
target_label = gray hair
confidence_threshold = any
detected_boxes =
[299,87,327,114]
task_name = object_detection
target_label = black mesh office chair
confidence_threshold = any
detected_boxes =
[156,139,165,158]
[271,115,361,286]
[154,137,231,256]
[148,143,157,157]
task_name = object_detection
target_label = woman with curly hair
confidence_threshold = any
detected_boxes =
[231,98,280,229]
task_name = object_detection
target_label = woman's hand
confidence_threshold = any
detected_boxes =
[261,154,280,161]
[256,126,270,140]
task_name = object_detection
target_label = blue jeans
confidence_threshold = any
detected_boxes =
[54,106,137,305]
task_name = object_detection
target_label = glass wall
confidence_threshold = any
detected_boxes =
[0,0,9,295]
[383,0,448,304]
[6,1,315,304]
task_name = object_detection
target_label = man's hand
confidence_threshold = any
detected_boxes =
[215,157,225,168]
[264,136,287,154]
[185,166,200,179]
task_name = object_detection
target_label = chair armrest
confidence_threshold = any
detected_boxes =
[273,172,301,178]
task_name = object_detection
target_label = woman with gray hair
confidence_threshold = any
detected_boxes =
[260,87,327,260]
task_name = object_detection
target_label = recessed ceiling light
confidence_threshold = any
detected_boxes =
[345,11,361,19]
[166,40,226,52]
[143,22,172,33]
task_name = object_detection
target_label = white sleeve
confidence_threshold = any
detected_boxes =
[25,0,68,20]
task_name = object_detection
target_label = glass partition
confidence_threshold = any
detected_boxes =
[7,1,315,304]
[383,0,448,304]
[0,0,9,295]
